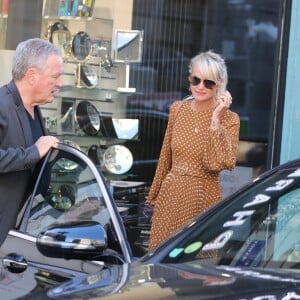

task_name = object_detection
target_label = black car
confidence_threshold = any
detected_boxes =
[20,261,300,299]
[2,143,300,299]
[0,143,133,299]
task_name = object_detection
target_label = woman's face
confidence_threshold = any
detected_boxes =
[189,66,217,103]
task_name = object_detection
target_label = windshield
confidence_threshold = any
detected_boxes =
[161,167,300,270]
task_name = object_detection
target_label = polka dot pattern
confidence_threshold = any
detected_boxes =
[147,100,240,250]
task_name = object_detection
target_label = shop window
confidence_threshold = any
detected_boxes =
[131,0,280,160]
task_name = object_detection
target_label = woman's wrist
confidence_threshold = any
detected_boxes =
[210,118,220,130]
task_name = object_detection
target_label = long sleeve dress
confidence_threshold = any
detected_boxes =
[146,100,240,250]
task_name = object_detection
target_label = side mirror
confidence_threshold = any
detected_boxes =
[36,221,107,260]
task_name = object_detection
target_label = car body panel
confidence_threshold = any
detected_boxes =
[22,262,300,299]
[0,143,132,299]
[1,231,104,272]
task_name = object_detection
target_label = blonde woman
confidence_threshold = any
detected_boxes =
[146,50,240,251]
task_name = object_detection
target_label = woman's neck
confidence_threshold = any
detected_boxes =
[191,98,215,112]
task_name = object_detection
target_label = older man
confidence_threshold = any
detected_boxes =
[0,38,62,244]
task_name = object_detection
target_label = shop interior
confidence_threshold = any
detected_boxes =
[0,0,280,255]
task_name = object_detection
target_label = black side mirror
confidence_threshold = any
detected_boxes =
[36,221,107,260]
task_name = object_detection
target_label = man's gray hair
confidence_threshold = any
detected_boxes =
[12,38,62,81]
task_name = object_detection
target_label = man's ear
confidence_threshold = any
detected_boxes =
[25,67,38,85]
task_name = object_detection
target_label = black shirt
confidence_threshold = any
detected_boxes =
[27,107,44,142]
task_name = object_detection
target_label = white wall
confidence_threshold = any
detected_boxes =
[0,49,13,86]
[0,0,134,87]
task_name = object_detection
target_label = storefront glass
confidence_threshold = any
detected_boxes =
[0,0,284,256]
[130,0,280,177]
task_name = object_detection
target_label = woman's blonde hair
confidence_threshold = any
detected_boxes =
[188,50,228,98]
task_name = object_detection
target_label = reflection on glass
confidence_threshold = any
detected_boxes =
[28,148,111,236]
[87,105,100,130]
[103,145,133,175]
[114,29,143,93]
[60,99,75,134]
[76,64,98,88]
[112,118,139,140]
[71,31,93,88]
[114,30,143,62]
[56,157,78,170]
[71,31,92,61]
[48,22,72,59]
[76,101,101,136]
[99,46,113,72]
[47,184,75,210]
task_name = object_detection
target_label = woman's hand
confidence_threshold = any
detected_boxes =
[211,90,232,130]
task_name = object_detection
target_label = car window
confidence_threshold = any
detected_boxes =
[162,167,300,270]
[26,149,110,236]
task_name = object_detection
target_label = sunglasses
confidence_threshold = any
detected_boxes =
[188,75,216,89]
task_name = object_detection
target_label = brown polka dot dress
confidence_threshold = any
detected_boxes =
[146,100,240,251]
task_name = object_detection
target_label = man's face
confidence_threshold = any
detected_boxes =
[33,54,64,105]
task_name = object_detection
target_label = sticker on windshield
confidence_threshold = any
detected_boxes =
[288,169,300,177]
[169,247,184,258]
[265,179,294,191]
[243,194,270,208]
[202,230,233,251]
[234,240,265,267]
[184,242,203,254]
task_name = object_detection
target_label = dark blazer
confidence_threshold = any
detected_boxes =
[0,80,46,245]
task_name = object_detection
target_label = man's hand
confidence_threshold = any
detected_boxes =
[35,136,59,158]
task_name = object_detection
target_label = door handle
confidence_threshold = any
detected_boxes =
[3,253,27,273]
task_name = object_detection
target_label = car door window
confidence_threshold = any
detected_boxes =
[163,167,300,269]
[26,149,110,236]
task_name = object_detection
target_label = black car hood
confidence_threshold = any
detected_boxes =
[24,262,300,300]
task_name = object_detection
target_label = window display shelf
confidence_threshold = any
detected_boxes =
[41,4,114,91]
[56,85,117,102]
[42,89,134,141]
[43,0,95,18]
[42,15,112,23]
[41,15,113,42]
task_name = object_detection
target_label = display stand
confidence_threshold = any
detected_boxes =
[117,64,136,93]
